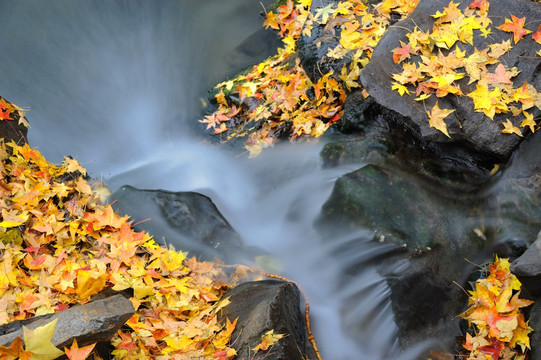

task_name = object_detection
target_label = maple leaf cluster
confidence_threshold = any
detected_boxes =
[0,140,265,359]
[390,0,541,137]
[0,97,29,128]
[199,0,419,156]
[459,257,534,360]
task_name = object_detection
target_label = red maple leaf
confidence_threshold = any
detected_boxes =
[469,0,489,13]
[392,41,414,63]
[497,14,531,44]
[117,331,137,353]
[0,109,11,121]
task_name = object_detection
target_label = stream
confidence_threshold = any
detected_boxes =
[4,1,534,359]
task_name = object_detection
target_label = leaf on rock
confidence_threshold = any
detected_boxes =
[23,319,65,360]
[497,15,531,44]
[501,119,522,137]
[252,330,285,352]
[426,101,454,137]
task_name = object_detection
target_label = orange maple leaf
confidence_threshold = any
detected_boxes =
[65,339,96,360]
[469,0,489,13]
[0,337,32,360]
[497,14,531,44]
[0,109,11,121]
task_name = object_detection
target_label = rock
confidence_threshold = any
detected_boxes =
[317,164,465,249]
[0,293,134,349]
[297,0,345,84]
[0,97,28,146]
[360,0,541,160]
[315,160,541,346]
[321,93,495,189]
[109,185,248,263]
[511,231,541,296]
[219,280,317,360]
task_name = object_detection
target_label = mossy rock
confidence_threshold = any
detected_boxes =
[317,164,453,249]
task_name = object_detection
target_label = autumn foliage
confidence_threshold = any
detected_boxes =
[460,257,534,360]
[390,0,541,138]
[200,0,541,155]
[0,139,265,359]
[200,0,418,156]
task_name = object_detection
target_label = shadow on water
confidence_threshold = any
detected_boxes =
[5,1,539,359]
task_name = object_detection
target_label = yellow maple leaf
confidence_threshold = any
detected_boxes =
[501,119,522,137]
[391,82,410,96]
[520,111,536,133]
[340,22,362,50]
[426,101,454,137]
[252,330,285,352]
[0,209,29,228]
[23,319,65,360]
[510,321,533,352]
[75,270,107,300]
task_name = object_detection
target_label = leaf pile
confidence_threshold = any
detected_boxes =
[200,0,419,156]
[390,0,541,137]
[0,140,264,359]
[460,257,534,360]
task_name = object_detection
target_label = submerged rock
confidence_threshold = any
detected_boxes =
[109,185,248,263]
[316,155,541,346]
[219,279,317,360]
[317,164,467,249]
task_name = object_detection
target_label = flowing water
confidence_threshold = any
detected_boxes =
[0,1,508,358]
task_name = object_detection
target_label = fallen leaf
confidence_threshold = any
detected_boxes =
[252,330,285,352]
[23,319,65,360]
[501,119,522,136]
[65,339,95,360]
[497,15,531,44]
[426,101,454,137]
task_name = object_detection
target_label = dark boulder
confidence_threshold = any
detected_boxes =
[512,231,541,296]
[316,155,541,346]
[360,0,541,160]
[0,293,134,350]
[219,280,317,360]
[297,0,345,84]
[316,164,472,250]
[109,185,248,263]
[322,92,495,189]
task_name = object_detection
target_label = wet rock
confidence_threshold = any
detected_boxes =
[297,0,345,84]
[220,280,317,360]
[317,164,460,249]
[360,0,541,160]
[511,231,541,296]
[0,97,28,146]
[315,161,541,346]
[0,293,134,349]
[109,185,247,263]
[322,96,495,190]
